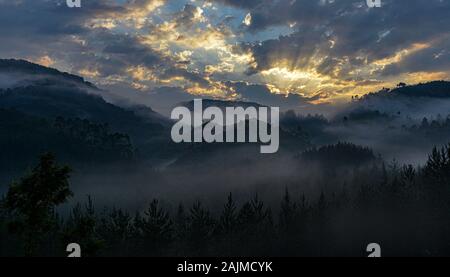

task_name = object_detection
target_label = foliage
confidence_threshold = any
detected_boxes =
[2,143,450,256]
[3,153,72,255]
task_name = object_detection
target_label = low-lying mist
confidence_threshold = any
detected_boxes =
[64,143,383,214]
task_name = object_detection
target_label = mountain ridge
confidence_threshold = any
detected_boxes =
[362,81,450,100]
[0,59,98,89]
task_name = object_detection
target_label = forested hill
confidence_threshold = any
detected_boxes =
[0,60,176,177]
[337,81,450,120]
[0,109,134,172]
[362,81,450,100]
[0,59,96,89]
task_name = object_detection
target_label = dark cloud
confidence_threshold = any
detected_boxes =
[208,0,263,9]
[225,81,314,110]
[173,4,203,29]
[0,0,213,89]
[241,26,329,74]
[0,0,448,109]
[0,0,125,62]
[90,31,212,87]
[0,0,124,37]
[226,0,450,78]
[101,32,163,68]
[381,37,450,76]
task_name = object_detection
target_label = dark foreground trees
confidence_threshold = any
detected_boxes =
[2,144,450,256]
[2,153,72,256]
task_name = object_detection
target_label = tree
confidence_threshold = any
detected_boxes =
[173,203,188,255]
[400,165,416,188]
[4,153,72,256]
[62,197,103,257]
[421,117,430,129]
[174,203,188,240]
[187,201,215,254]
[236,194,274,255]
[279,188,298,233]
[218,193,238,255]
[424,145,450,187]
[97,207,134,255]
[219,193,237,235]
[135,199,173,255]
[238,194,272,230]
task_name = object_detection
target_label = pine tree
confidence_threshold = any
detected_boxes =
[173,203,188,255]
[421,117,430,129]
[97,207,134,255]
[400,165,416,187]
[279,188,298,233]
[174,203,188,240]
[424,145,450,186]
[62,196,103,257]
[135,199,173,255]
[219,193,237,235]
[187,201,215,254]
[217,193,238,254]
[251,194,272,226]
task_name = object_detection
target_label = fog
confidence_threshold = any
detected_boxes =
[59,140,384,217]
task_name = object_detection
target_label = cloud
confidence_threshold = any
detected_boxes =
[0,0,448,108]
[0,1,217,91]
[212,0,450,100]
[380,36,450,76]
[222,81,315,110]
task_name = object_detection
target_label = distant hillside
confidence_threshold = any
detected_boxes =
[180,99,267,112]
[338,81,450,121]
[363,81,450,99]
[300,142,377,168]
[0,59,180,168]
[0,59,308,174]
[0,84,169,146]
[0,109,134,173]
[0,59,96,89]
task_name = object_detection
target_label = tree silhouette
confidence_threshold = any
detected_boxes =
[236,194,274,255]
[172,203,189,255]
[187,201,215,254]
[218,193,238,255]
[4,153,72,256]
[421,144,450,217]
[279,187,298,233]
[421,117,430,129]
[62,197,103,256]
[4,141,450,256]
[98,207,134,256]
[400,165,416,188]
[219,193,238,235]
[135,199,172,255]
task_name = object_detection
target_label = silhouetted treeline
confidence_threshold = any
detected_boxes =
[54,117,134,159]
[2,143,450,257]
[0,109,135,175]
[406,115,450,132]
[362,81,450,99]
[0,59,95,88]
[300,142,377,168]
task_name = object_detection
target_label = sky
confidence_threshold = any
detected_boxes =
[0,0,449,110]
